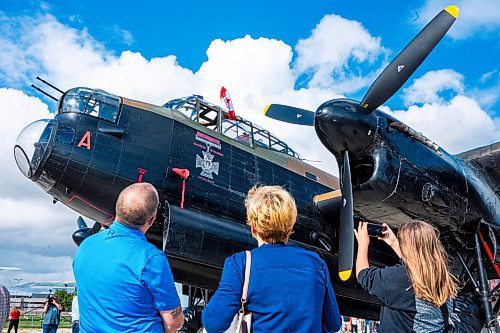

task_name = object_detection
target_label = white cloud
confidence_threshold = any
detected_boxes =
[389,71,499,153]
[416,0,500,39]
[294,14,384,91]
[391,96,499,153]
[0,88,79,289]
[479,69,499,83]
[107,24,134,46]
[402,69,464,106]
[0,88,52,199]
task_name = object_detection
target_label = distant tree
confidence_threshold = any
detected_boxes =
[53,289,73,311]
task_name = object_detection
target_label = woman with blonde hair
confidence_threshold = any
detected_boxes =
[202,185,342,332]
[355,220,458,333]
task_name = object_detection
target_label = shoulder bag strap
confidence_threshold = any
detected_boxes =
[239,251,252,313]
[440,302,451,333]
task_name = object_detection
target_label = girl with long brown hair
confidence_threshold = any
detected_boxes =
[355,220,459,332]
[398,221,459,332]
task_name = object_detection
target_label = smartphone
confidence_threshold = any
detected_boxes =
[366,223,386,238]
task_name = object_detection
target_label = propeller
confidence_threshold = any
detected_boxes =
[338,151,354,281]
[360,6,459,112]
[263,6,459,122]
[261,6,459,282]
[72,216,101,246]
[76,216,88,229]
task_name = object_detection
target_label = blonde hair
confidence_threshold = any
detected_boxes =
[398,220,458,306]
[244,186,297,244]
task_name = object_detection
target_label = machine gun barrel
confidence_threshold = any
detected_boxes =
[36,76,64,94]
[31,84,58,101]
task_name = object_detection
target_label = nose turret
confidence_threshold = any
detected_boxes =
[14,119,54,179]
[314,99,377,159]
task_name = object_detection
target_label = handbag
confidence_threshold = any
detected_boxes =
[225,250,252,333]
[204,250,252,333]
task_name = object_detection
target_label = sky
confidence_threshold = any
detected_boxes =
[0,0,498,294]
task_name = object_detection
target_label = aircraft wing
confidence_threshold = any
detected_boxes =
[457,142,500,193]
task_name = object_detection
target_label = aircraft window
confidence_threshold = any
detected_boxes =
[253,130,270,148]
[305,172,317,181]
[164,97,198,120]
[163,96,302,159]
[198,104,219,130]
[164,96,222,130]
[60,88,121,122]
[57,126,75,144]
[221,120,253,146]
[270,135,288,153]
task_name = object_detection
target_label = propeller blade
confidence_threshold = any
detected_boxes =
[76,216,88,229]
[360,6,459,112]
[73,217,101,246]
[263,104,315,126]
[338,151,354,281]
[91,222,102,234]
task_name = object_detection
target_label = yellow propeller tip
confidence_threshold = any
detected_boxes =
[445,5,459,19]
[339,270,352,281]
[263,104,271,115]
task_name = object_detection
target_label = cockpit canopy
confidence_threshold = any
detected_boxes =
[57,89,301,159]
[163,96,301,159]
[58,87,121,122]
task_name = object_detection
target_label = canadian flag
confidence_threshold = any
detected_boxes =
[220,86,237,120]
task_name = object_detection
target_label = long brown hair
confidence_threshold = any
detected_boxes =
[398,220,458,306]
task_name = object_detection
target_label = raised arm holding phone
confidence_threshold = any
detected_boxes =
[42,296,63,333]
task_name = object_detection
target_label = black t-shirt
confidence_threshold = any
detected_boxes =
[358,264,416,332]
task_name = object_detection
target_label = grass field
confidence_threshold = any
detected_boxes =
[2,315,73,332]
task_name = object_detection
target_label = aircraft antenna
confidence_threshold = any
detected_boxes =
[301,158,322,163]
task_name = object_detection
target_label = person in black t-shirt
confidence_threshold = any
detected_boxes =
[355,221,460,333]
[355,222,417,332]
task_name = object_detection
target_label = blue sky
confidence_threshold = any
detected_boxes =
[0,0,498,291]
[1,0,499,110]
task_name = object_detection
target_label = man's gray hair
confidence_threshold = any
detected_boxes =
[115,183,159,228]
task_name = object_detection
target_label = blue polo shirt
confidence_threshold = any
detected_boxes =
[73,221,180,333]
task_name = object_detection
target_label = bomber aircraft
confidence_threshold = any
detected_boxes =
[14,5,499,331]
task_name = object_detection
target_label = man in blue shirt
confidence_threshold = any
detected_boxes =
[74,183,184,333]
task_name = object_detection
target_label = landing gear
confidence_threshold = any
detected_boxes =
[180,285,212,333]
[456,231,500,332]
[474,233,496,330]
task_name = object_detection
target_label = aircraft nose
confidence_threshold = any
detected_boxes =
[14,119,54,179]
[314,99,377,158]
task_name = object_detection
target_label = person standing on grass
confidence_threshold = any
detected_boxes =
[42,296,63,333]
[7,306,21,333]
[71,286,79,333]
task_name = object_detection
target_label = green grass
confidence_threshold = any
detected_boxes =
[4,315,73,329]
